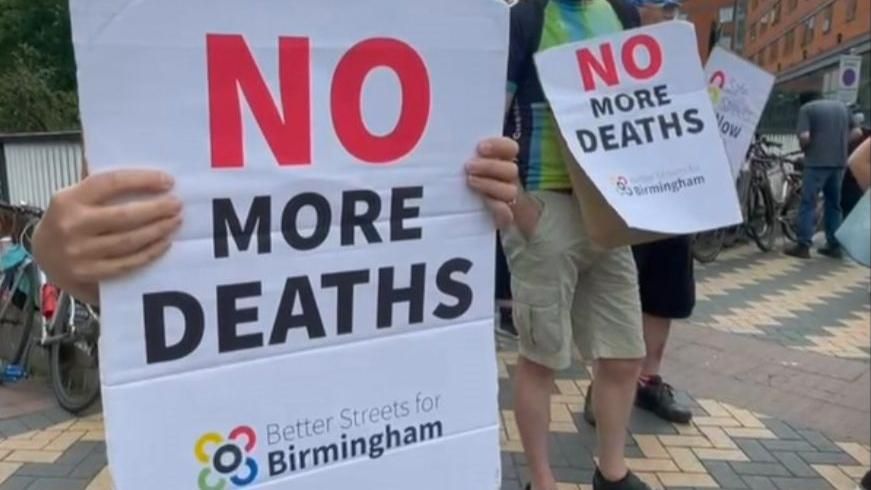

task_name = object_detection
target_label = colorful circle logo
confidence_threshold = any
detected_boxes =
[614,176,633,196]
[708,70,726,105]
[195,426,259,489]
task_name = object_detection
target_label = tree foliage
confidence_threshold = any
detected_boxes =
[0,0,79,133]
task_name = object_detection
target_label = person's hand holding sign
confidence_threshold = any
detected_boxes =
[34,139,519,306]
[32,168,182,305]
[467,137,520,229]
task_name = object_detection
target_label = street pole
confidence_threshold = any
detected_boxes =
[731,0,740,51]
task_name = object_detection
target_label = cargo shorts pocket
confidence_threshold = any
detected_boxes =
[511,282,564,356]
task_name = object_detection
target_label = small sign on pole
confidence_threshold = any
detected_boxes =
[838,54,863,105]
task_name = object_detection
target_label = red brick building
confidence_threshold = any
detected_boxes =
[741,0,871,127]
[743,0,869,75]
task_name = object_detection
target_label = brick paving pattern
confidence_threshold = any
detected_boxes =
[0,345,867,489]
[497,348,870,489]
[0,245,868,488]
[693,245,870,360]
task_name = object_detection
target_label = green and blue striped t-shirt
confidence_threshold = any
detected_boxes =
[505,0,639,190]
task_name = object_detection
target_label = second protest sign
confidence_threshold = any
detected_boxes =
[535,21,742,236]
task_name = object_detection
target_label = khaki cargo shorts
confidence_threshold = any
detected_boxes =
[501,191,645,371]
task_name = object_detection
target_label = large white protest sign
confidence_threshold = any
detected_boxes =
[706,47,775,179]
[69,0,508,488]
[535,22,742,235]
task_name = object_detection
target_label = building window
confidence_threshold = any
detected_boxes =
[760,12,769,34]
[719,35,734,49]
[769,39,779,63]
[719,6,734,23]
[772,1,782,24]
[846,0,858,21]
[784,27,795,54]
[750,22,757,40]
[822,4,834,33]
[802,15,815,46]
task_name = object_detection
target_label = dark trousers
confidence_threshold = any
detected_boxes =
[495,233,511,301]
[842,168,864,216]
[797,167,844,248]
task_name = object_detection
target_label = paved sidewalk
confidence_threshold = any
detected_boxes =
[0,245,868,489]
[0,347,869,489]
[692,245,869,360]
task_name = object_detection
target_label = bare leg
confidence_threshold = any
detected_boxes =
[514,357,557,490]
[641,314,671,377]
[593,358,643,481]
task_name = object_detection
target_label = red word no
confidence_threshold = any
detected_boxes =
[576,34,663,92]
[207,35,431,169]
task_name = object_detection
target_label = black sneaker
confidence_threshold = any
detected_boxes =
[635,376,693,424]
[583,383,596,426]
[784,244,811,259]
[818,245,844,259]
[861,469,871,490]
[593,469,651,490]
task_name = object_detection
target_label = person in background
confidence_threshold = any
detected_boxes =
[633,0,680,24]
[846,137,870,490]
[496,238,517,337]
[849,134,871,192]
[784,91,853,259]
[584,0,693,428]
[502,0,651,489]
[842,111,870,216]
[659,0,680,20]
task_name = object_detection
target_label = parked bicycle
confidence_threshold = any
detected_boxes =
[0,202,101,414]
[0,203,43,383]
[692,136,799,263]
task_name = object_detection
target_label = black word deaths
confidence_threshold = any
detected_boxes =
[577,84,705,153]
[142,259,474,364]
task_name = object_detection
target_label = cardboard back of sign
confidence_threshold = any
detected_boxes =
[560,138,671,248]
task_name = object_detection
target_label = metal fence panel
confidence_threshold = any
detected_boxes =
[2,139,82,209]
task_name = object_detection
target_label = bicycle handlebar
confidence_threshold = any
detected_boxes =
[0,202,43,219]
[758,137,783,149]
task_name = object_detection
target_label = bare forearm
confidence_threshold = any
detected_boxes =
[849,138,871,191]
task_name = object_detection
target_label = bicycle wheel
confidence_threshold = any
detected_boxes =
[49,292,101,414]
[693,229,726,263]
[780,187,801,243]
[747,181,776,252]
